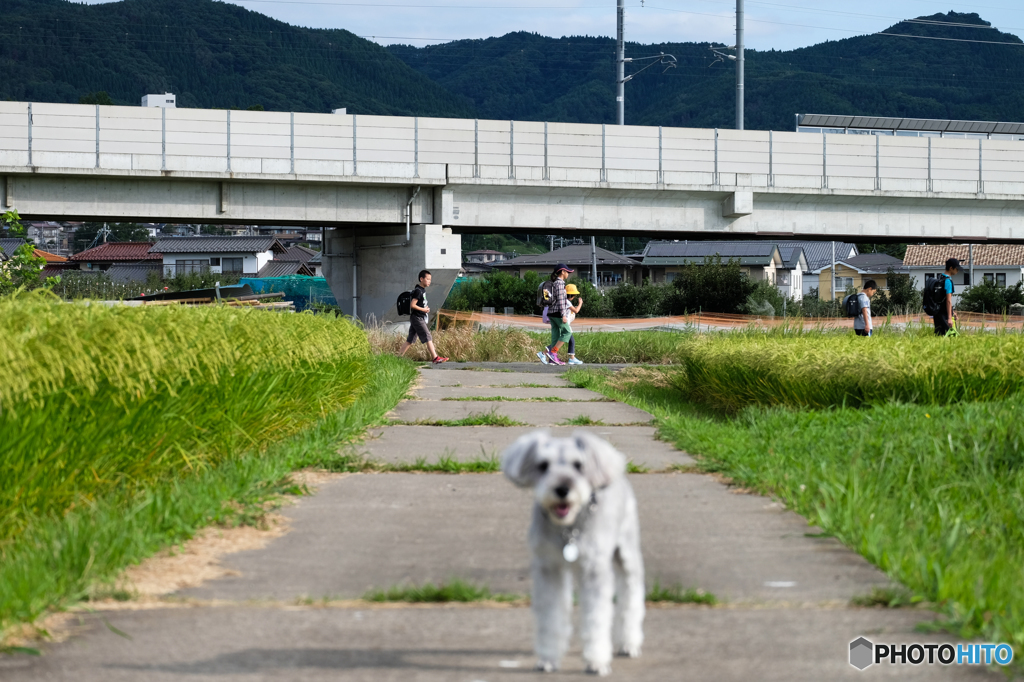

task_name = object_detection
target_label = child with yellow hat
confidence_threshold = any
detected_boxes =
[563,283,584,365]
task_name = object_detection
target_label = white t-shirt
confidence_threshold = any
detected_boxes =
[852,292,871,330]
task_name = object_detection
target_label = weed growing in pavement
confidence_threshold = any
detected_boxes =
[850,586,918,609]
[647,581,718,605]
[498,383,562,388]
[560,415,606,426]
[570,366,1024,665]
[364,579,524,604]
[626,461,650,474]
[441,396,567,402]
[398,410,526,427]
[387,455,501,473]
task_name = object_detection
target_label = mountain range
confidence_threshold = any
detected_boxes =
[1,0,1022,132]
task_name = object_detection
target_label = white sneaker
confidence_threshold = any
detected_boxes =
[567,357,584,365]
[537,351,550,365]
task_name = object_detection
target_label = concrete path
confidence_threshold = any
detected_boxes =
[4,364,995,681]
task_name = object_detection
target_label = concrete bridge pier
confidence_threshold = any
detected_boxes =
[323,224,461,325]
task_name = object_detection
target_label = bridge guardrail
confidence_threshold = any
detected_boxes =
[2,101,1023,196]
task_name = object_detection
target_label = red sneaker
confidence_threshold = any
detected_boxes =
[432,356,449,364]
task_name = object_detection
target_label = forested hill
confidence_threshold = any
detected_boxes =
[388,12,1024,130]
[3,1,1023,131]
[0,0,472,117]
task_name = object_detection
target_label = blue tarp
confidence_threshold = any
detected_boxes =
[239,276,336,312]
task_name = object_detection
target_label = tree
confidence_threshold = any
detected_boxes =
[0,242,46,294]
[2,209,27,238]
[79,91,114,105]
[665,256,756,315]
[957,279,1024,314]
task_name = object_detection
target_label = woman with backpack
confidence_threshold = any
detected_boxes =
[537,264,574,366]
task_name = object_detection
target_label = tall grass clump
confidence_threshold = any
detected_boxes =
[675,333,1024,411]
[0,290,370,542]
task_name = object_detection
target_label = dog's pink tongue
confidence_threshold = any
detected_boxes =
[554,503,570,518]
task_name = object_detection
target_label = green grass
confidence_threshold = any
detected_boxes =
[674,333,1024,412]
[441,396,566,402]
[1,305,415,638]
[385,455,501,473]
[363,579,523,604]
[647,581,718,605]
[498,383,562,388]
[570,366,1024,664]
[626,461,650,474]
[560,415,606,426]
[400,410,526,427]
[850,586,918,609]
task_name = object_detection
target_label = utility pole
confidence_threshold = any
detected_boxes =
[616,0,625,126]
[736,0,744,130]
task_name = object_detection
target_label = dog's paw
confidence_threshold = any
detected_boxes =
[585,662,612,676]
[617,644,642,658]
[535,660,558,673]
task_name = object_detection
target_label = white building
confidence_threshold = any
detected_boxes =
[903,244,1024,301]
[149,236,286,277]
[141,93,176,108]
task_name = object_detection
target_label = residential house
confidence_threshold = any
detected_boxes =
[255,260,316,277]
[776,247,808,301]
[459,262,494,279]
[306,251,323,277]
[464,249,508,264]
[642,241,784,286]
[772,241,860,299]
[149,236,287,278]
[69,242,162,274]
[903,245,1024,301]
[490,244,640,286]
[0,238,26,259]
[808,253,907,299]
[34,249,75,280]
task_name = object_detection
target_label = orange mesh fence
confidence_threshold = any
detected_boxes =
[437,309,1024,332]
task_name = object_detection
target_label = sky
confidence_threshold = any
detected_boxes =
[74,0,1024,51]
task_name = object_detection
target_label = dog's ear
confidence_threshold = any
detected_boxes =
[574,431,626,489]
[502,430,549,487]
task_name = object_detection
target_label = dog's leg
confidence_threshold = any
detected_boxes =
[612,550,627,654]
[578,560,615,676]
[532,559,573,672]
[616,539,645,658]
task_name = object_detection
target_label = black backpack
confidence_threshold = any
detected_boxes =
[922,275,947,316]
[396,290,413,316]
[843,293,861,318]
[536,280,554,309]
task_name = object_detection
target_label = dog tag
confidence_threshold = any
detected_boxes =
[563,542,579,563]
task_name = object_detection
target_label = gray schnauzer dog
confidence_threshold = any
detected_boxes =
[502,430,644,676]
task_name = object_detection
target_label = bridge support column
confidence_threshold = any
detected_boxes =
[322,224,461,326]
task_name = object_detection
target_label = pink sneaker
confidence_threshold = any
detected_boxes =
[548,351,566,366]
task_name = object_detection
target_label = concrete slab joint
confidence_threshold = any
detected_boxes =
[218,181,228,214]
[722,191,753,218]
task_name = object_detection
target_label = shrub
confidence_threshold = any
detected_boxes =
[664,256,756,314]
[743,279,794,316]
[957,279,1024,314]
[444,270,543,314]
[566,275,612,318]
[607,282,670,317]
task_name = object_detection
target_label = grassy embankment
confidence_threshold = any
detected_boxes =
[0,292,415,643]
[569,332,1024,662]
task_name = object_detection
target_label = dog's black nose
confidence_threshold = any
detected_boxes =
[554,485,570,499]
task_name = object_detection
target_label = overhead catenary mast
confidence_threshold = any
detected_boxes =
[736,0,744,130]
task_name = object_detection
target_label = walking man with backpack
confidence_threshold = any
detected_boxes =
[849,280,878,336]
[537,264,574,366]
[924,258,961,337]
[397,269,448,363]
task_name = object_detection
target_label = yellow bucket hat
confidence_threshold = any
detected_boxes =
[564,284,581,295]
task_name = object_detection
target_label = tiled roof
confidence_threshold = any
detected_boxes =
[903,244,1024,267]
[778,247,806,270]
[150,236,287,254]
[70,242,161,262]
[775,241,859,271]
[256,260,315,278]
[33,249,67,262]
[106,262,163,284]
[0,238,26,257]
[492,244,637,268]
[284,245,319,263]
[642,240,781,266]
[842,253,906,273]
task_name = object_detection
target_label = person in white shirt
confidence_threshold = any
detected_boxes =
[853,280,878,337]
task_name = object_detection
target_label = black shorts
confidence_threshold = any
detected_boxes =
[854,329,869,337]
[407,316,432,344]
[934,317,951,336]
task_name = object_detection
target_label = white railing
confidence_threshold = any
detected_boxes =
[1,101,1023,195]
